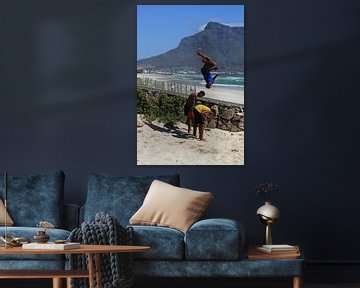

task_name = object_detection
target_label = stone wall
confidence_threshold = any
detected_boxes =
[138,88,244,132]
[184,99,245,132]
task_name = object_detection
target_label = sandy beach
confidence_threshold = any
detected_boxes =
[137,118,244,165]
[137,73,244,105]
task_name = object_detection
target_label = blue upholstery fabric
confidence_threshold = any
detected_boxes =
[185,218,245,260]
[0,226,70,241]
[0,170,65,227]
[130,225,184,260]
[83,173,180,225]
[0,260,64,270]
[134,258,304,277]
[0,227,69,261]
[63,203,80,231]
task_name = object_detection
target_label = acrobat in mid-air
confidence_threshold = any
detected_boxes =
[197,48,219,89]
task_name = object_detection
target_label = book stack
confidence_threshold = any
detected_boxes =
[257,244,299,254]
[248,244,300,260]
[22,242,81,250]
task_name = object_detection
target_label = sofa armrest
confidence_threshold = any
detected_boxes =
[63,204,80,231]
[184,218,245,260]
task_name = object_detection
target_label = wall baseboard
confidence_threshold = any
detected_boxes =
[305,261,360,282]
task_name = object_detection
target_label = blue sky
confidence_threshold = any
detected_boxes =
[137,5,244,60]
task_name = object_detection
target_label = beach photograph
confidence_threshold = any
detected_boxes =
[137,5,244,165]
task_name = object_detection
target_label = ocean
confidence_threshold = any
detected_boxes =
[137,72,245,105]
[167,73,244,89]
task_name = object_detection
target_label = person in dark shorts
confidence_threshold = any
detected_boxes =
[184,90,205,134]
[193,103,215,141]
[197,48,219,89]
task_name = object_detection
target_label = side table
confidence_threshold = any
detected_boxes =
[247,245,304,288]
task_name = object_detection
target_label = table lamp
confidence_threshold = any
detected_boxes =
[256,201,280,245]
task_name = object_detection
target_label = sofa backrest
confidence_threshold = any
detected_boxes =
[0,170,65,228]
[63,203,80,231]
[82,173,180,226]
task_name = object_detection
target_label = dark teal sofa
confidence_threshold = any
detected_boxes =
[80,173,304,282]
[0,171,303,285]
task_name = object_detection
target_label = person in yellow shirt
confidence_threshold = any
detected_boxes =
[193,104,215,141]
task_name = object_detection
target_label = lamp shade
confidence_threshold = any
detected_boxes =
[256,201,280,221]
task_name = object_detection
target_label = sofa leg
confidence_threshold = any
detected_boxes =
[293,276,302,288]
[53,278,62,288]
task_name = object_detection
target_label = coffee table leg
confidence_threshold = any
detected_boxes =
[95,253,102,288]
[66,277,72,288]
[88,253,95,288]
[52,278,62,288]
[293,276,302,288]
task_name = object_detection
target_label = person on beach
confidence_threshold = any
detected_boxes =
[184,90,205,134]
[193,103,215,141]
[197,48,219,89]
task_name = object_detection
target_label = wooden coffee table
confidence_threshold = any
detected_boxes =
[0,244,150,288]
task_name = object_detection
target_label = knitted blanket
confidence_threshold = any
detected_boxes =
[68,212,134,288]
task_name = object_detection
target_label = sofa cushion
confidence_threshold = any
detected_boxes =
[0,199,14,226]
[0,227,70,261]
[84,173,180,225]
[0,260,65,270]
[130,180,213,233]
[130,225,184,260]
[184,218,245,260]
[0,171,65,227]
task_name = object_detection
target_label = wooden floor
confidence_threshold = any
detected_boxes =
[1,279,360,288]
[305,285,360,288]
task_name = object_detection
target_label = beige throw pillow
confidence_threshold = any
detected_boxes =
[0,199,14,226]
[130,180,213,233]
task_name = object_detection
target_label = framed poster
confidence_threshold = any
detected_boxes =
[137,5,244,165]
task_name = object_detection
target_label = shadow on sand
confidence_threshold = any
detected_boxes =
[145,122,192,139]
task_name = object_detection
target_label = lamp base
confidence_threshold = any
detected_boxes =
[265,223,272,245]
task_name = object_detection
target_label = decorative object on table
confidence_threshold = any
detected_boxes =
[0,234,31,247]
[33,230,50,243]
[54,239,66,244]
[34,220,55,243]
[254,181,280,245]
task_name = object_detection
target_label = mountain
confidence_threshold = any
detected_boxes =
[137,22,244,72]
